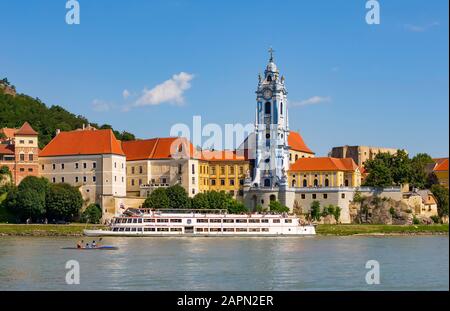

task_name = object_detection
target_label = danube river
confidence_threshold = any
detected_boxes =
[0,236,448,291]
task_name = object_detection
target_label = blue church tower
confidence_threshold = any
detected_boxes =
[251,48,290,188]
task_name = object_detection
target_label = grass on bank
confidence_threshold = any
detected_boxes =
[316,224,449,236]
[0,223,106,236]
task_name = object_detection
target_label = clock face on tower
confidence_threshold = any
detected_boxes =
[263,89,273,100]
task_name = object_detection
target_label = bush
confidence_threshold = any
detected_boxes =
[166,185,191,209]
[45,183,83,222]
[269,201,289,213]
[389,207,396,216]
[430,215,440,224]
[80,204,102,224]
[143,188,170,209]
[310,201,321,221]
[413,216,420,225]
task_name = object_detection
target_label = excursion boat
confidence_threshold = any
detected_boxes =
[83,208,316,237]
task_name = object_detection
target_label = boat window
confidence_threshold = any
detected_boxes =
[157,219,169,223]
[249,219,260,223]
[272,219,280,223]
[137,228,142,231]
[236,219,247,223]
[157,228,169,232]
[196,228,204,232]
[170,228,182,232]
[113,228,119,231]
[144,227,155,231]
[170,219,182,223]
[224,228,235,232]
[119,228,125,232]
[131,228,137,232]
[133,219,138,223]
[261,219,269,223]
[143,219,152,223]
[262,228,269,232]
[223,219,234,223]
[197,219,208,223]
[284,219,292,223]
[210,219,221,223]
[138,219,143,223]
[209,228,222,232]
[127,219,133,223]
[236,228,247,232]
[125,228,131,231]
[249,228,261,232]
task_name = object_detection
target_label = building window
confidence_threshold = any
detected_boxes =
[239,166,244,175]
[323,194,328,199]
[41,164,44,170]
[211,179,216,186]
[61,163,65,170]
[345,179,349,187]
[114,162,117,168]
[192,164,195,174]
[93,162,96,169]
[83,163,87,169]
[52,164,56,170]
[229,166,234,175]
[264,179,271,187]
[230,179,235,186]
[314,179,319,187]
[114,176,117,182]
[291,180,296,187]
[122,177,124,182]
[280,102,283,115]
[28,140,33,144]
[341,193,346,199]
[75,177,79,183]
[29,154,33,161]
[75,163,79,169]
[325,179,329,187]
[192,189,195,195]
[131,179,135,186]
[93,176,96,182]
[52,177,56,183]
[265,102,271,114]
[139,166,143,174]
[83,176,87,182]
[19,140,25,144]
[301,194,306,199]
[220,166,225,175]
[61,177,65,183]
[303,179,307,187]
[192,177,195,185]
[19,168,24,172]
[28,168,33,172]
[131,167,135,174]
[312,194,317,199]
[20,154,25,161]
[220,179,225,186]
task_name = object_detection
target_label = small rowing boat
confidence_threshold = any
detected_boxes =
[61,246,118,250]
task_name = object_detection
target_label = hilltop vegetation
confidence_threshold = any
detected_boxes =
[0,79,135,148]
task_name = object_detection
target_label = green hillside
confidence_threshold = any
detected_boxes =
[0,80,135,148]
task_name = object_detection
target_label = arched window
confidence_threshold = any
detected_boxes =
[303,179,307,187]
[295,154,299,161]
[270,194,276,202]
[314,179,319,187]
[325,179,330,187]
[291,179,296,187]
[264,179,271,187]
[265,102,271,114]
[345,179,349,187]
[267,75,272,82]
[280,102,283,115]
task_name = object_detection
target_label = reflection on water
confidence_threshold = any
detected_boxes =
[0,236,448,291]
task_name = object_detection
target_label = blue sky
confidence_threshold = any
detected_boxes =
[1,0,448,157]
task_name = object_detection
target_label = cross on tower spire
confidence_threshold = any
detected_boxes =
[268,46,275,62]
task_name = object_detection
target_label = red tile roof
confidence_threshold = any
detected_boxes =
[39,129,124,157]
[288,131,314,154]
[434,158,448,172]
[0,144,15,155]
[122,137,195,161]
[290,157,358,172]
[0,128,17,139]
[15,122,38,136]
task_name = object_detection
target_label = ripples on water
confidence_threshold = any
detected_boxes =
[0,236,448,291]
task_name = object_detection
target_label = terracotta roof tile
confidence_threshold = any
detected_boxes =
[122,137,195,161]
[0,144,15,155]
[0,128,17,139]
[289,157,358,172]
[434,158,448,172]
[15,122,38,136]
[39,129,124,157]
[288,131,314,154]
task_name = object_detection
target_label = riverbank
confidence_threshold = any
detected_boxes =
[0,223,448,236]
[0,224,105,236]
[316,224,449,236]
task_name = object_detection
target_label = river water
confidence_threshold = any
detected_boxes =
[0,236,448,291]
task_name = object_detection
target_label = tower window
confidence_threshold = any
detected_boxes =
[280,102,283,115]
[267,75,272,82]
[265,102,271,114]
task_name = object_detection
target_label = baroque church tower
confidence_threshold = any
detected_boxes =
[251,49,290,188]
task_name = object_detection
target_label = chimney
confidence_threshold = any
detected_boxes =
[56,129,61,135]
[82,124,85,130]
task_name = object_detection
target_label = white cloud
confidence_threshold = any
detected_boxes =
[290,96,331,107]
[130,72,194,109]
[122,89,130,99]
[92,99,114,112]
[404,21,440,32]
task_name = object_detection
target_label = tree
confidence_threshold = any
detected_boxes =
[16,188,46,221]
[363,153,394,187]
[45,183,83,221]
[431,184,449,217]
[18,176,49,193]
[143,188,170,209]
[166,184,191,209]
[333,206,341,223]
[191,192,210,209]
[391,149,412,185]
[310,201,321,221]
[227,200,248,214]
[269,200,289,213]
[80,203,102,224]
[410,153,434,189]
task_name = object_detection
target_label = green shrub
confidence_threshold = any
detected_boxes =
[269,200,289,213]
[430,215,440,224]
[413,216,420,225]
[80,204,102,224]
[389,207,396,216]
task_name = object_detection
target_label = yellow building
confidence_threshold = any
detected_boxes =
[199,150,249,199]
[433,158,448,188]
[288,157,361,188]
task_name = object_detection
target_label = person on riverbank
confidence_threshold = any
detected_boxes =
[76,240,83,249]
